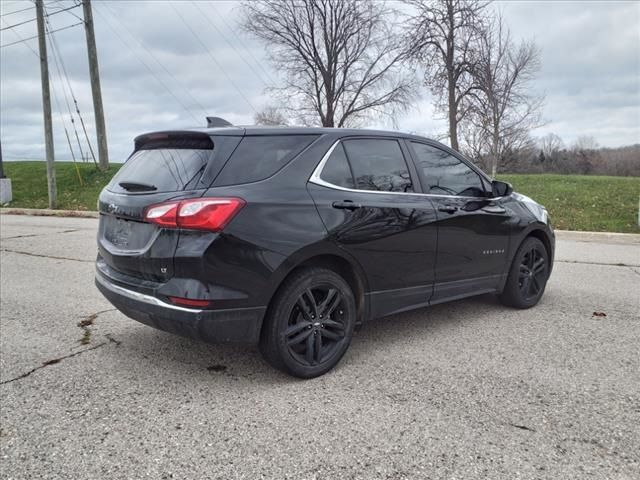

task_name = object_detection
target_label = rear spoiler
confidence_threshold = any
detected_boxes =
[133,131,214,151]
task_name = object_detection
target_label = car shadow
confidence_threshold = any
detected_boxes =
[103,293,504,384]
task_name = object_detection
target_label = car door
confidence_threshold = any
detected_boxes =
[406,141,511,303]
[307,137,439,319]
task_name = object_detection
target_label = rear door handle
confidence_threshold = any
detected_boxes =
[438,205,458,214]
[332,200,361,211]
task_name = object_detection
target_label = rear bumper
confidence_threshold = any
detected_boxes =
[95,273,265,344]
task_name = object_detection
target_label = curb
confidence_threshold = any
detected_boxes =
[0,207,98,219]
[554,230,640,245]
[1,207,639,243]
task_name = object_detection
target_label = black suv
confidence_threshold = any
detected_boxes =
[96,123,554,378]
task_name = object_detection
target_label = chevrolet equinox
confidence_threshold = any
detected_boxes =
[95,121,554,378]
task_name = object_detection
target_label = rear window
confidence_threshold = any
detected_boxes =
[214,135,317,186]
[108,148,212,193]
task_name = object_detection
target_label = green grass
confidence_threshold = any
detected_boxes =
[501,174,640,234]
[2,162,639,233]
[3,161,121,211]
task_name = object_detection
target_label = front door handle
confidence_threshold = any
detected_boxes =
[332,200,361,211]
[482,205,506,214]
[438,205,458,214]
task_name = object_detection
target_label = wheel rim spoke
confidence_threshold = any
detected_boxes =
[317,288,337,316]
[305,331,315,364]
[286,328,312,346]
[321,328,342,341]
[314,332,322,363]
[533,257,545,274]
[284,320,311,338]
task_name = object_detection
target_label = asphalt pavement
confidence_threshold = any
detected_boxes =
[1,214,639,479]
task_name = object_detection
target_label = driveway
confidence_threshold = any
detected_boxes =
[1,214,639,479]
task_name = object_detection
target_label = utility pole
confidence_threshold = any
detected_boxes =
[36,0,57,209]
[82,0,109,171]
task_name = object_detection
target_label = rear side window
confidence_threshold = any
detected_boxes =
[320,143,355,189]
[342,139,413,193]
[214,135,317,186]
[108,148,212,194]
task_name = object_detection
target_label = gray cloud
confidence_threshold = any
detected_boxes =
[1,0,638,163]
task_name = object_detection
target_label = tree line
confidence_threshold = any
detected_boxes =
[242,0,635,177]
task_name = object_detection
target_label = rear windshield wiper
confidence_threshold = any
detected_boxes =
[118,181,157,192]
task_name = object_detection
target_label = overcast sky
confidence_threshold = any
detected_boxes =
[1,0,639,162]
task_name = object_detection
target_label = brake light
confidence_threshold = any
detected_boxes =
[144,197,245,231]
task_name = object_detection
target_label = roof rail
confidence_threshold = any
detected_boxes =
[206,116,233,128]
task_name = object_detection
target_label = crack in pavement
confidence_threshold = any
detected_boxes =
[0,343,107,385]
[1,229,80,241]
[556,259,640,268]
[0,248,93,263]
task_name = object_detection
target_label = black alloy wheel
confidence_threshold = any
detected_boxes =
[259,267,356,378]
[284,286,347,366]
[499,236,549,309]
[518,245,547,301]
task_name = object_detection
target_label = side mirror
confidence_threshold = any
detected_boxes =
[491,180,513,198]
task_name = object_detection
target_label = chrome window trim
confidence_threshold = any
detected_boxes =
[308,139,489,201]
[95,272,204,313]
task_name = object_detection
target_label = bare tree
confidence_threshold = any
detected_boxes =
[406,0,489,151]
[462,15,544,176]
[539,132,564,159]
[241,0,416,127]
[254,106,288,126]
[571,135,600,174]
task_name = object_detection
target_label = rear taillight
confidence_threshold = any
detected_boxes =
[144,197,245,231]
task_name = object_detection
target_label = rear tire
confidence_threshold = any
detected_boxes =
[499,237,550,309]
[259,267,356,378]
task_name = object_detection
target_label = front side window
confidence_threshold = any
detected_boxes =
[342,139,412,193]
[410,142,485,197]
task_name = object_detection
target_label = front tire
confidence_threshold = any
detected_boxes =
[259,267,356,378]
[499,237,550,309]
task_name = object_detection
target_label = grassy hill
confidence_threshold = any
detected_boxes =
[2,162,639,233]
[500,174,639,233]
[3,161,121,211]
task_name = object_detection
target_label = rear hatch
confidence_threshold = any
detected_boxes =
[97,132,224,284]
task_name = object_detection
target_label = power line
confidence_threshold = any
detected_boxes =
[91,4,200,123]
[191,1,272,89]
[0,21,82,49]
[208,2,280,88]
[44,12,87,164]
[0,4,80,31]
[44,5,97,166]
[0,4,36,17]
[97,1,209,119]
[0,16,38,56]
[47,0,83,22]
[0,16,37,31]
[169,1,257,114]
[45,5,97,165]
